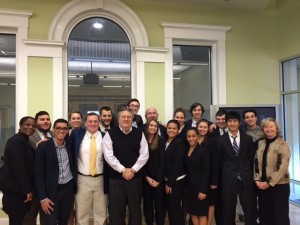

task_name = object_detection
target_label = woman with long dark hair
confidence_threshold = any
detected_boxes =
[142,119,166,225]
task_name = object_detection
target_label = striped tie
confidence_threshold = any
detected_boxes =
[232,136,239,157]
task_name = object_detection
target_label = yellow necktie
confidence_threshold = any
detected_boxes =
[90,134,96,176]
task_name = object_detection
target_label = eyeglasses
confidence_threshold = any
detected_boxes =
[129,104,140,108]
[54,127,69,131]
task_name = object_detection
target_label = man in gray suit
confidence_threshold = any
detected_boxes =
[23,111,53,225]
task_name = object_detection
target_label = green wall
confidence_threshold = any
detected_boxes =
[2,0,300,114]
[144,62,165,121]
[28,57,53,116]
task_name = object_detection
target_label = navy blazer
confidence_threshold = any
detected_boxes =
[69,128,109,193]
[34,138,76,201]
[216,131,255,187]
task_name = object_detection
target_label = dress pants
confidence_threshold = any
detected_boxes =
[109,177,143,225]
[260,183,290,225]
[22,195,46,225]
[46,180,75,225]
[142,180,166,225]
[222,181,256,225]
[166,178,185,225]
[75,174,107,225]
[2,191,31,225]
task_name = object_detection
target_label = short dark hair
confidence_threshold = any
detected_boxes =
[68,111,83,120]
[35,111,50,121]
[216,109,227,117]
[99,106,112,115]
[84,112,99,122]
[189,102,205,114]
[127,98,140,107]
[225,111,241,123]
[19,116,35,126]
[167,119,180,130]
[173,107,186,118]
[242,109,257,119]
[53,118,68,128]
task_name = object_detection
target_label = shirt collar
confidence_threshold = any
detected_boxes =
[119,125,132,134]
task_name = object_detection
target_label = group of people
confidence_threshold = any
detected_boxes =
[0,99,291,225]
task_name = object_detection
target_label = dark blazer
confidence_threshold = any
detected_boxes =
[184,119,193,128]
[216,131,255,187]
[165,136,186,187]
[34,138,76,201]
[210,127,222,137]
[69,128,109,193]
[134,114,144,128]
[0,132,34,194]
[185,143,210,194]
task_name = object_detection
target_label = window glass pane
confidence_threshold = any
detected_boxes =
[0,33,16,157]
[282,58,300,92]
[68,17,131,116]
[173,45,211,119]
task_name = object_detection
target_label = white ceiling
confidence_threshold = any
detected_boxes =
[142,0,272,11]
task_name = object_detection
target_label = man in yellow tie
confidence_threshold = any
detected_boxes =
[69,112,107,225]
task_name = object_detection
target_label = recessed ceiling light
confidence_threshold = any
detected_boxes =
[93,22,103,29]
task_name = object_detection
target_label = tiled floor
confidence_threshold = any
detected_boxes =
[1,203,300,225]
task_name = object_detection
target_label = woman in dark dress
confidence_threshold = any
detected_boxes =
[165,120,186,225]
[142,119,166,225]
[185,127,210,225]
[0,116,36,225]
[197,119,218,225]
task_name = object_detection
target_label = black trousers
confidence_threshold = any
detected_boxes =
[166,178,185,225]
[222,181,256,225]
[260,183,290,225]
[109,177,143,225]
[2,191,31,225]
[22,195,46,225]
[142,180,166,225]
[46,180,75,225]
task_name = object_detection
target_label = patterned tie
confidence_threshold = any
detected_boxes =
[232,136,239,157]
[90,134,96,176]
[43,133,49,140]
[222,129,226,135]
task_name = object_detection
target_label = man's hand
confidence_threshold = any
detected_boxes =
[198,192,206,200]
[146,176,160,187]
[122,168,135,180]
[165,185,172,194]
[41,198,54,215]
[24,192,33,203]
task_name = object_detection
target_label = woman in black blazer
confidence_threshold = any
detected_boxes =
[142,119,166,225]
[165,120,186,225]
[185,127,210,225]
[0,116,36,225]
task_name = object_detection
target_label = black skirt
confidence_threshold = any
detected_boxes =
[185,182,209,216]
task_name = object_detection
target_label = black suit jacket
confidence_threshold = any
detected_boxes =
[134,114,144,128]
[216,131,255,187]
[165,136,186,187]
[0,132,34,194]
[34,138,76,201]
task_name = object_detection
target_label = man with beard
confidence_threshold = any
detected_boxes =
[23,111,53,225]
[99,106,114,133]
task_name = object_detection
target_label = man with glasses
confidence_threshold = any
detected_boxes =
[34,119,75,225]
[127,98,143,128]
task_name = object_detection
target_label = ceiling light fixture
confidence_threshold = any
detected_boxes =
[93,22,103,29]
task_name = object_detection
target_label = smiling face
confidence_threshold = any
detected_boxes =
[85,114,99,134]
[167,122,179,139]
[174,111,185,127]
[128,101,140,114]
[147,120,158,136]
[216,114,226,129]
[100,109,112,127]
[69,112,82,129]
[244,112,257,128]
[19,118,36,136]
[263,120,278,139]
[145,107,158,122]
[187,129,198,147]
[227,118,240,135]
[197,121,209,137]
[118,110,133,131]
[36,114,51,133]
[53,122,69,142]
[192,105,203,120]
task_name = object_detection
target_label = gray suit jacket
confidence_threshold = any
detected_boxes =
[29,130,53,150]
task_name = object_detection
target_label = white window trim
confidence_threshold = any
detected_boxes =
[0,8,32,130]
[162,22,231,119]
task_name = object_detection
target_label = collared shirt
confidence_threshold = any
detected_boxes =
[53,138,73,184]
[119,125,132,135]
[219,127,228,136]
[78,131,103,175]
[102,127,149,173]
[99,124,110,133]
[37,129,51,140]
[191,120,198,128]
[228,131,240,148]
